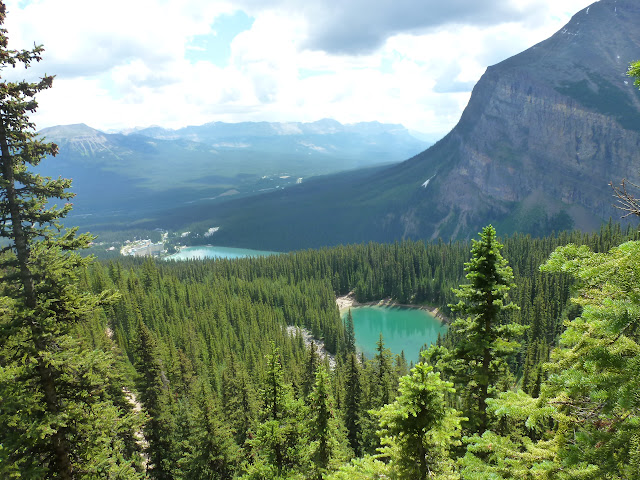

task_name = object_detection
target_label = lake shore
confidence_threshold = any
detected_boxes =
[336,292,449,324]
[166,245,278,261]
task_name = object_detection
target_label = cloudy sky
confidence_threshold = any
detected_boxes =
[4,0,594,138]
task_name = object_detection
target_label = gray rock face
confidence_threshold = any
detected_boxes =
[411,0,640,237]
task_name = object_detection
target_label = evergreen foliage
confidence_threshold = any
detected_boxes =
[3,3,640,475]
[133,321,178,479]
[344,309,356,354]
[221,356,258,449]
[180,383,240,480]
[0,3,140,477]
[60,222,636,478]
[374,360,463,479]
[309,364,350,479]
[344,353,365,456]
[447,225,523,434]
[540,241,640,477]
[460,239,640,479]
[244,346,310,479]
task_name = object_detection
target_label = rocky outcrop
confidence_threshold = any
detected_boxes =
[412,0,640,236]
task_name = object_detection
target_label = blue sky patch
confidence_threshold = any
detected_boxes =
[186,10,254,67]
[299,69,334,80]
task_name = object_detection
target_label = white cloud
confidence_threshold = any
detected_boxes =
[1,0,595,138]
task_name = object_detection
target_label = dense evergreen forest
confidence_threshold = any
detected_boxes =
[5,219,640,478]
[2,4,640,478]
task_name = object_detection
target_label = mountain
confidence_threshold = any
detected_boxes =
[160,0,640,251]
[36,120,429,225]
[129,119,426,166]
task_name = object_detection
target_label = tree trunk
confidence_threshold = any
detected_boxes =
[0,117,73,480]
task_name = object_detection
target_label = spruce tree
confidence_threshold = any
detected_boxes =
[449,225,522,434]
[303,340,320,398]
[373,334,395,407]
[374,360,463,479]
[0,2,139,477]
[221,357,258,448]
[344,309,356,354]
[344,353,364,456]
[462,240,640,478]
[134,322,178,479]
[309,364,350,479]
[244,346,310,478]
[181,383,240,480]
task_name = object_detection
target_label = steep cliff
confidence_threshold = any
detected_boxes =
[401,0,640,238]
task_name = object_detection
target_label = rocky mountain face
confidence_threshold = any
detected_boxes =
[415,0,640,238]
[185,0,640,251]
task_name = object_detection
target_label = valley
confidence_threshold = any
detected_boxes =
[38,120,429,230]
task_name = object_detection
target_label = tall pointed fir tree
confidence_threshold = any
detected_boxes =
[221,356,258,449]
[309,364,350,479]
[0,3,140,478]
[374,360,463,480]
[134,321,178,480]
[180,382,241,480]
[244,346,310,479]
[344,352,364,457]
[344,309,356,354]
[448,225,523,434]
[373,334,395,407]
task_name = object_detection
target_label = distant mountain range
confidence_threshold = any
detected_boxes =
[36,120,429,225]
[148,0,640,251]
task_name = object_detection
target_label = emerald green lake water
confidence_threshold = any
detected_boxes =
[342,306,447,361]
[167,246,278,260]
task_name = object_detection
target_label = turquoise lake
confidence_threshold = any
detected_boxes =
[167,246,278,260]
[342,306,447,361]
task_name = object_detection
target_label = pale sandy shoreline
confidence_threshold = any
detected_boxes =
[336,292,449,324]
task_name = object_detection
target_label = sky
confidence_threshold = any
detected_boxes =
[3,0,595,138]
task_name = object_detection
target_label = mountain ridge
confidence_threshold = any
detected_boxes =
[35,119,429,225]
[159,0,640,251]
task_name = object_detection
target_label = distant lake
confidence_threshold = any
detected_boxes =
[343,306,447,361]
[166,246,279,260]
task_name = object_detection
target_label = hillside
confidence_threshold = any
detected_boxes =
[36,120,428,225]
[162,0,640,251]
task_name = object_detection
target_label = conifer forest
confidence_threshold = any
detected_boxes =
[2,2,640,479]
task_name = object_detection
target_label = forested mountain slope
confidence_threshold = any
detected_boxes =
[170,0,640,251]
[64,223,638,478]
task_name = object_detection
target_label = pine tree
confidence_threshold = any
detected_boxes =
[244,346,310,478]
[344,353,364,456]
[373,334,395,407]
[0,3,139,477]
[374,360,463,479]
[309,364,350,479]
[449,225,522,434]
[462,240,640,478]
[539,241,640,477]
[344,309,356,354]
[181,383,241,480]
[221,357,258,448]
[134,322,178,479]
[303,340,320,398]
